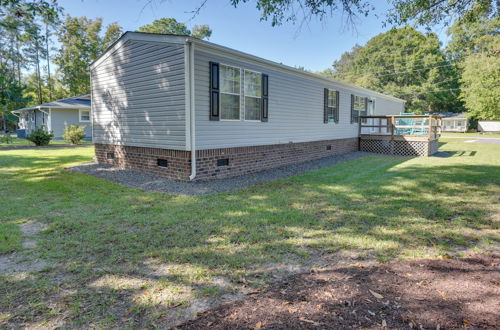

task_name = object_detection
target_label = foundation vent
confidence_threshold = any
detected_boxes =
[217,158,229,167]
[157,159,168,168]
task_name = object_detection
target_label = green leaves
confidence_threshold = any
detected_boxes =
[53,16,123,95]
[460,53,500,120]
[323,27,462,113]
[137,17,212,40]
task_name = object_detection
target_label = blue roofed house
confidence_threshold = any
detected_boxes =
[13,95,92,140]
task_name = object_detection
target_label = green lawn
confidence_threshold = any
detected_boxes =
[0,140,499,328]
[441,132,500,138]
[0,137,92,148]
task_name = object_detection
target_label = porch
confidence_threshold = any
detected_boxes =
[359,115,441,156]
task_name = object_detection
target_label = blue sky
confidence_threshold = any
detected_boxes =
[58,0,450,72]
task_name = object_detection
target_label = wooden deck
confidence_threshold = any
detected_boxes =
[359,115,441,156]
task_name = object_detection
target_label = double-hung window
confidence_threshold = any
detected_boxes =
[244,70,262,121]
[220,64,241,120]
[351,95,367,123]
[79,109,91,122]
[211,62,268,122]
[324,89,339,123]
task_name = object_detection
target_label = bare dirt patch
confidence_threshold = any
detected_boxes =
[0,221,49,275]
[179,254,500,329]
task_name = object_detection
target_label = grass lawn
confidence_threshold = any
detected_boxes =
[441,132,500,138]
[0,137,92,148]
[0,140,499,328]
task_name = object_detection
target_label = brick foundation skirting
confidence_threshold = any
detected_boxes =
[95,138,359,181]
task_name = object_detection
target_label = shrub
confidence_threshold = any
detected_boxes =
[26,128,54,146]
[0,135,14,144]
[63,125,86,144]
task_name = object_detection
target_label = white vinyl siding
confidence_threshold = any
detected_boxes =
[195,47,390,150]
[91,39,186,150]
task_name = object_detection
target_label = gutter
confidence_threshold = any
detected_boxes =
[187,40,197,181]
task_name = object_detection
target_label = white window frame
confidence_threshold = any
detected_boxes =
[79,109,91,122]
[353,95,367,124]
[219,63,242,121]
[219,63,264,123]
[326,88,338,124]
[243,68,263,122]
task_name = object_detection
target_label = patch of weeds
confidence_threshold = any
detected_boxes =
[0,222,22,254]
[195,286,222,298]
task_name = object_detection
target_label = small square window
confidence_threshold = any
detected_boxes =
[106,152,115,160]
[326,145,332,150]
[79,109,91,122]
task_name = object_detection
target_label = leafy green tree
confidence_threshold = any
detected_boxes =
[137,17,212,40]
[191,24,212,39]
[0,62,26,132]
[21,21,47,104]
[321,44,361,79]
[447,14,500,62]
[0,0,59,28]
[459,52,500,120]
[54,16,123,95]
[23,71,69,106]
[102,22,123,49]
[224,0,496,27]
[321,27,463,113]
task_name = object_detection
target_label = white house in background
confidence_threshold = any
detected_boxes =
[90,32,406,181]
[439,112,468,132]
[478,120,500,132]
[13,95,92,140]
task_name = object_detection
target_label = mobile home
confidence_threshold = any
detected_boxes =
[91,32,406,181]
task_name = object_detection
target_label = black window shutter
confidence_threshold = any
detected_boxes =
[350,94,355,123]
[324,88,329,123]
[261,74,269,122]
[335,91,340,123]
[209,61,220,121]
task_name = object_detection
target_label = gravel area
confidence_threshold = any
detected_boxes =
[68,151,372,195]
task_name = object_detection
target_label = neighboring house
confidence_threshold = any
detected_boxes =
[13,95,92,140]
[478,120,500,132]
[437,112,468,132]
[91,32,406,181]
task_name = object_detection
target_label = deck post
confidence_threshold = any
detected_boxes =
[390,116,395,155]
[358,117,362,151]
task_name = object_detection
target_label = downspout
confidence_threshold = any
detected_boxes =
[187,40,197,180]
[90,70,94,143]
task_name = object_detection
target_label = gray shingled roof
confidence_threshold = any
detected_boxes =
[13,95,90,112]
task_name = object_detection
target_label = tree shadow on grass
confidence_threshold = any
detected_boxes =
[0,153,499,328]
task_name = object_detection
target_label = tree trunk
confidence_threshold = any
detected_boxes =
[35,42,43,105]
[2,113,7,133]
[16,40,21,85]
[45,23,52,100]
